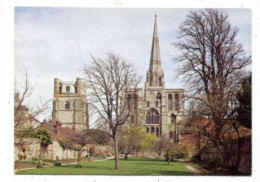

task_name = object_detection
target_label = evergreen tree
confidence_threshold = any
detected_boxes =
[236,74,252,129]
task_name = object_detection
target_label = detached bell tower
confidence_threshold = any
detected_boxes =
[145,14,165,88]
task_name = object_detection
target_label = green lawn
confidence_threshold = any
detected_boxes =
[16,157,193,175]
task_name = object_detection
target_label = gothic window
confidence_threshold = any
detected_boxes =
[146,109,159,124]
[169,131,174,138]
[155,101,158,107]
[127,94,132,109]
[175,94,180,112]
[65,101,70,109]
[75,86,77,93]
[151,127,155,133]
[159,77,162,86]
[147,101,150,107]
[171,114,176,124]
[156,127,159,137]
[150,76,153,86]
[59,85,62,93]
[146,127,149,133]
[66,86,70,93]
[133,94,138,110]
[168,94,173,110]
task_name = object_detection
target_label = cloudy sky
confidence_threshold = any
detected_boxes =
[15,8,251,122]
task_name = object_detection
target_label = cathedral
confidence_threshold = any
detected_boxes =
[124,15,185,142]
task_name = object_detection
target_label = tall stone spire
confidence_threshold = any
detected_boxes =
[146,14,164,88]
[149,14,161,70]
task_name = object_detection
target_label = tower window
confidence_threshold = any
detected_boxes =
[159,77,162,86]
[171,114,176,124]
[147,101,150,107]
[65,101,70,109]
[168,94,173,110]
[66,86,70,93]
[59,85,62,93]
[175,94,180,112]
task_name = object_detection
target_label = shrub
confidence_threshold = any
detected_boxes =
[54,162,61,166]
[43,158,56,163]
[75,164,82,168]
[32,157,38,161]
[36,164,44,168]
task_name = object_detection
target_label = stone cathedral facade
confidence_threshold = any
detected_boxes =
[124,15,185,142]
[52,78,89,132]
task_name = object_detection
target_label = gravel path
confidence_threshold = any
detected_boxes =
[184,164,201,175]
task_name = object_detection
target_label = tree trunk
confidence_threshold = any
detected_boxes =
[124,153,128,160]
[77,150,81,167]
[113,136,119,169]
[167,153,171,165]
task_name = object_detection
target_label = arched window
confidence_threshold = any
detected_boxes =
[127,94,132,109]
[156,127,159,137]
[171,114,176,124]
[59,85,62,93]
[66,86,70,93]
[168,94,173,110]
[146,127,149,133]
[150,76,153,86]
[169,131,174,138]
[155,101,158,107]
[175,94,180,112]
[146,109,159,124]
[65,101,70,109]
[133,94,138,110]
[151,127,155,133]
[159,77,162,86]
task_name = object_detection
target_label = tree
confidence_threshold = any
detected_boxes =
[118,125,156,160]
[83,52,141,169]
[84,53,140,169]
[236,74,251,129]
[32,127,52,163]
[14,71,51,169]
[174,9,251,174]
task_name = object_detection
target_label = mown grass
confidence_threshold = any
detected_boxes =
[16,157,192,175]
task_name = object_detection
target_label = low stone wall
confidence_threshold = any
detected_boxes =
[15,138,113,161]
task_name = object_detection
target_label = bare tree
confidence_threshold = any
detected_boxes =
[14,71,51,134]
[14,71,51,169]
[83,52,141,169]
[174,9,251,173]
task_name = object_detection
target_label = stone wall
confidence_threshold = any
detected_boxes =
[15,138,113,161]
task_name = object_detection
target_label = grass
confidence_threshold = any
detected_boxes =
[16,157,193,175]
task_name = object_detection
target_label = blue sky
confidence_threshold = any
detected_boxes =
[15,8,251,122]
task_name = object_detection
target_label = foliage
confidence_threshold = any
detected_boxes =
[54,162,61,166]
[236,74,251,128]
[118,125,156,159]
[32,127,52,146]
